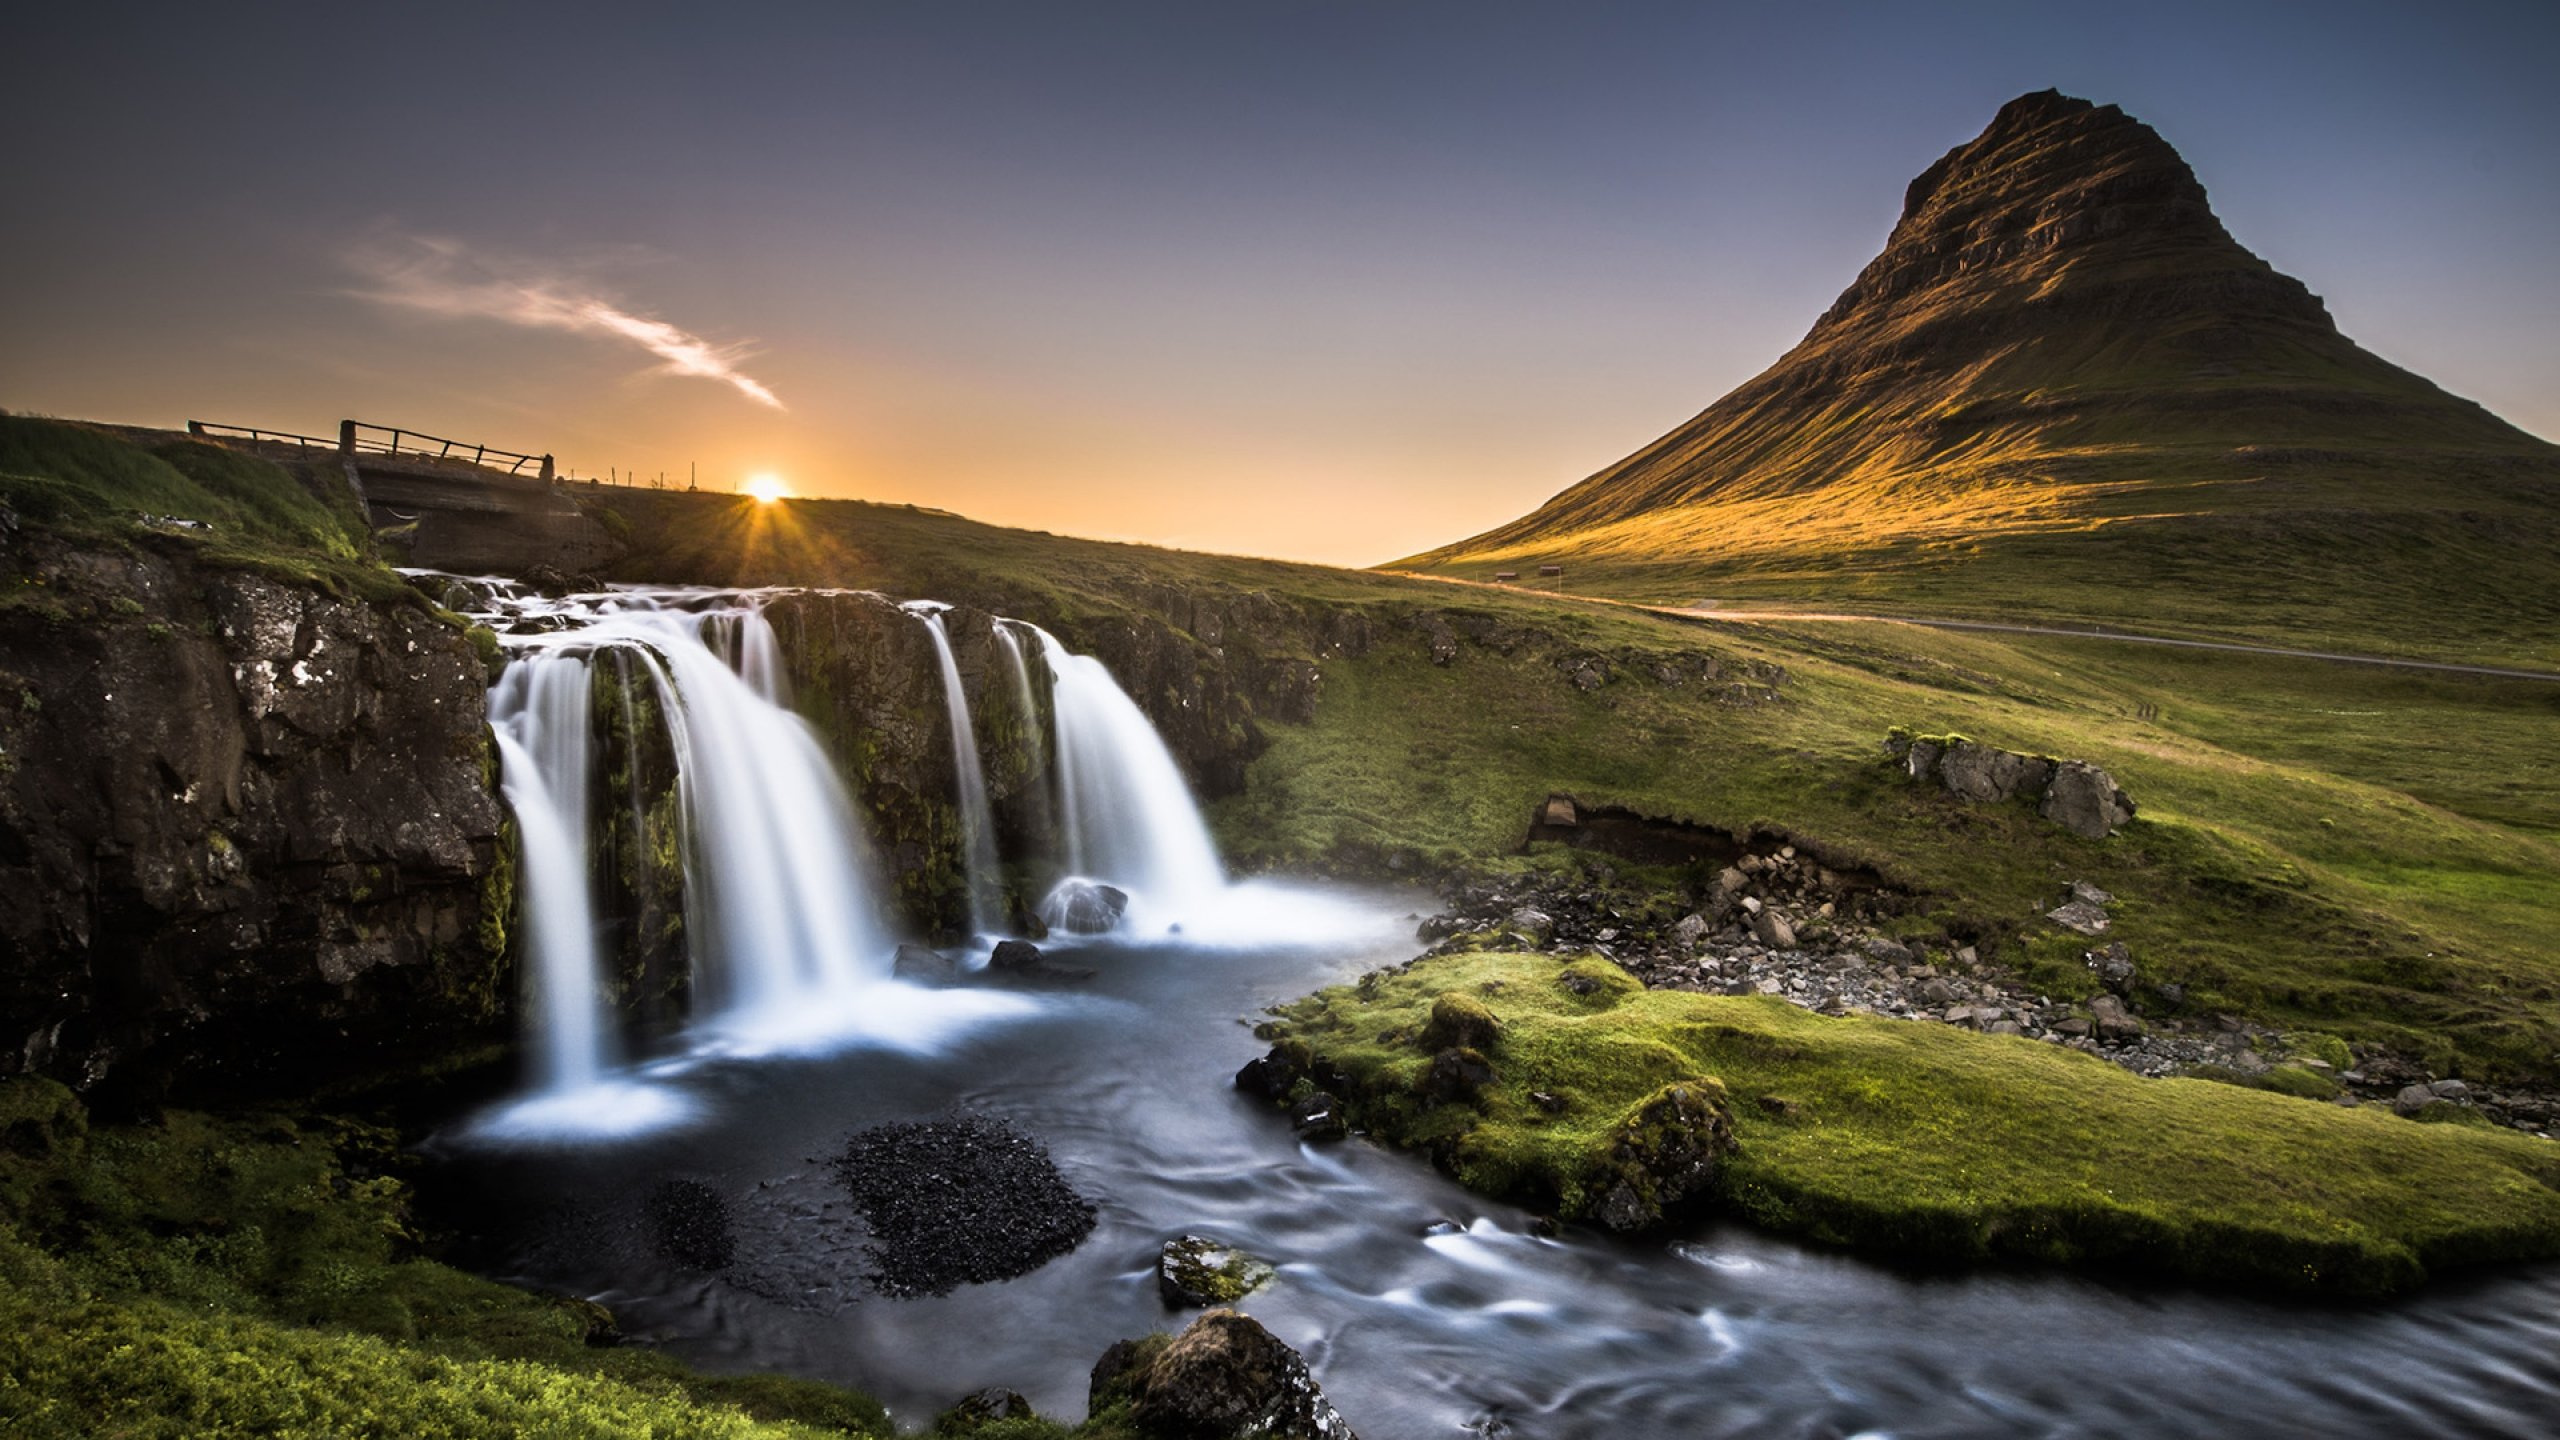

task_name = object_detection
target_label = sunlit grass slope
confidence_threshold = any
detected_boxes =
[1395,93,2560,667]
[1268,951,2560,1295]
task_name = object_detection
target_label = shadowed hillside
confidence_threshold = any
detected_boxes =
[1399,91,2560,666]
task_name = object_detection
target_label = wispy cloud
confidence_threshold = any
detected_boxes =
[347,235,783,409]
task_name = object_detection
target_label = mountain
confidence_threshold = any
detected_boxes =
[1397,90,2560,664]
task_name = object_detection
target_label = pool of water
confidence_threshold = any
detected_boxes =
[427,882,2560,1437]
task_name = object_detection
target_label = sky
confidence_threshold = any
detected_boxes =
[4,1,2554,565]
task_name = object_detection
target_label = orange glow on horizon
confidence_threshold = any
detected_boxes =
[744,472,789,504]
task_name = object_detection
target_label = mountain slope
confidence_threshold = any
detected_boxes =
[1398,90,2560,665]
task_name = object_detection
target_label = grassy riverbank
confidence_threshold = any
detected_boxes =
[0,1078,894,1438]
[1262,949,2560,1296]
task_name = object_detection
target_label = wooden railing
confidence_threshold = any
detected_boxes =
[187,419,554,482]
[340,421,551,479]
[187,421,335,449]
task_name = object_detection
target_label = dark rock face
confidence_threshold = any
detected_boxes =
[1118,1309,1359,1440]
[0,540,503,1097]
[892,943,956,985]
[832,1116,1096,1297]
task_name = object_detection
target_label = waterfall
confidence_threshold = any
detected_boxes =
[490,593,899,1061]
[905,603,1002,938]
[1023,625,1226,932]
[487,652,612,1093]
[993,623,1055,869]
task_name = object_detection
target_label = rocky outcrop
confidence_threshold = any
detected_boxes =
[1887,731,2134,839]
[0,539,504,1098]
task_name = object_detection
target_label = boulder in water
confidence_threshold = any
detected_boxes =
[893,944,956,985]
[1158,1234,1276,1309]
[1106,1309,1360,1440]
[1048,880,1131,935]
[986,938,1097,984]
[833,1116,1097,1298]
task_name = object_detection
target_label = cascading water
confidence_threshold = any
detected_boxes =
[992,623,1056,867]
[1022,624,1226,932]
[905,604,1002,938]
[486,652,611,1092]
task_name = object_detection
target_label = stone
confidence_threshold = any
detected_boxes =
[2043,762,2136,838]
[1752,910,1795,949]
[1862,935,1913,964]
[1593,1081,1735,1231]
[1125,1309,1360,1440]
[2089,994,2145,1041]
[1234,1049,1302,1102]
[1536,793,1579,828]
[985,937,1096,984]
[988,939,1046,971]
[892,943,955,985]
[2053,1017,2092,1038]
[1671,913,1712,948]
[1422,1047,1497,1103]
[1049,880,1131,935]
[1289,1091,1348,1141]
[2429,1079,2472,1102]
[940,1389,1035,1432]
[1158,1235,1276,1309]
[2069,880,2115,906]
[2047,899,2110,936]
[2393,1083,2440,1118]
[1506,907,1555,946]
[1937,739,2058,804]
[2089,942,2137,994]
[1716,866,1749,895]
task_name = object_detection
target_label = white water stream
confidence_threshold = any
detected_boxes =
[905,604,1001,938]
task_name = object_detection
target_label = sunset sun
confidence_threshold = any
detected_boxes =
[744,472,788,504]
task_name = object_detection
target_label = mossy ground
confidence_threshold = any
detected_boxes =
[0,416,415,603]
[1267,950,2560,1296]
[0,1078,893,1438]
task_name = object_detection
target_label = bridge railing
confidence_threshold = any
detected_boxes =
[341,421,552,480]
[187,419,555,482]
[187,421,336,449]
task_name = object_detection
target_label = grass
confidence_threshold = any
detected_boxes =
[590,487,2560,1082]
[0,416,413,602]
[1264,949,2560,1296]
[0,1078,894,1438]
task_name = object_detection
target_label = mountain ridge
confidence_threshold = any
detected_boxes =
[1398,90,2560,661]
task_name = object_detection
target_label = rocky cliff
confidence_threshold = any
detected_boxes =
[0,535,505,1100]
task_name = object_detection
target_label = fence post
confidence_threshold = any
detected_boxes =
[539,454,555,483]
[338,420,356,455]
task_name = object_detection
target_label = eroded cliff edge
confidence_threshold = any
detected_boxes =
[0,534,505,1099]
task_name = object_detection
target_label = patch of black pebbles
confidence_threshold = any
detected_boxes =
[833,1116,1096,1297]
[645,1177,737,1271]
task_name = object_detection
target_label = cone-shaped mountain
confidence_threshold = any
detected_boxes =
[1401,91,2559,660]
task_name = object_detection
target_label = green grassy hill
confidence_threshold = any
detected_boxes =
[1394,92,2560,667]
